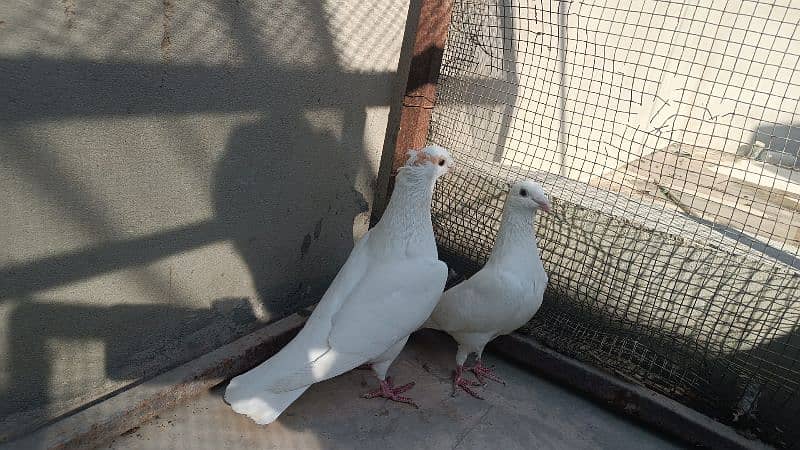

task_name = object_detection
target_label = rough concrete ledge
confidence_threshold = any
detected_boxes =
[3,312,307,450]
[490,333,772,450]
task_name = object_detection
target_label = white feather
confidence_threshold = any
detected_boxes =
[425,180,550,366]
[224,145,453,424]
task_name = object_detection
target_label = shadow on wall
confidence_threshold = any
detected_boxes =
[0,0,419,442]
[750,123,800,168]
[728,326,800,447]
[5,298,258,426]
[0,113,371,436]
[214,114,370,319]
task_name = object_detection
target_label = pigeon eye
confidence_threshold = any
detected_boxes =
[438,159,445,166]
[519,188,528,197]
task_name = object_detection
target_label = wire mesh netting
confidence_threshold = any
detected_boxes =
[427,0,800,446]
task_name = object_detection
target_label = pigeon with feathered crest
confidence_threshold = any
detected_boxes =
[224,145,454,424]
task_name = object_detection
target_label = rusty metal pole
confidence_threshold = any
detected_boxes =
[389,0,454,187]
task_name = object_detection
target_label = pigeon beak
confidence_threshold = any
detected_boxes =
[538,201,551,213]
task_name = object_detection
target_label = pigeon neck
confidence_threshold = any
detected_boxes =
[489,206,537,263]
[380,167,436,230]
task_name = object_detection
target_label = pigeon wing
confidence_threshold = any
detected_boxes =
[269,258,447,392]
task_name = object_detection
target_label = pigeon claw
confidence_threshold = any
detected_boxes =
[363,377,419,408]
[452,365,483,399]
[471,360,506,386]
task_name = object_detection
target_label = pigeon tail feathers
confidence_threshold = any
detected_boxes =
[224,380,308,425]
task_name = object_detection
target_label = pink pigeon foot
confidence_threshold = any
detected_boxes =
[470,359,505,385]
[363,377,418,408]
[452,365,483,398]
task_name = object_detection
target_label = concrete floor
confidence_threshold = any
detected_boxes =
[108,330,681,450]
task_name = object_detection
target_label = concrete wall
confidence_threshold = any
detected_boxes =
[0,0,415,439]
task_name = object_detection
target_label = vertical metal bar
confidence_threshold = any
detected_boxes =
[557,0,569,177]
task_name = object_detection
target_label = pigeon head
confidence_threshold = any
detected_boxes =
[403,145,454,178]
[506,180,550,213]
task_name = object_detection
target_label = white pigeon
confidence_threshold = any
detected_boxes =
[424,180,550,398]
[224,145,454,424]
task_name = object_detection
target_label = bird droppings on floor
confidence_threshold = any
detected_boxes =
[108,330,681,450]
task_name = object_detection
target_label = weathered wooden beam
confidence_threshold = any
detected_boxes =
[390,0,455,176]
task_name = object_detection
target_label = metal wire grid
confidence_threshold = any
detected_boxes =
[427,0,800,446]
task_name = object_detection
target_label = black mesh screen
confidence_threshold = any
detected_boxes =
[428,1,800,446]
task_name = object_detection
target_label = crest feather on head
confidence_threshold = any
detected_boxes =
[405,149,421,166]
[403,145,451,168]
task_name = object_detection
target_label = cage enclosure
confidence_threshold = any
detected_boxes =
[415,0,800,447]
